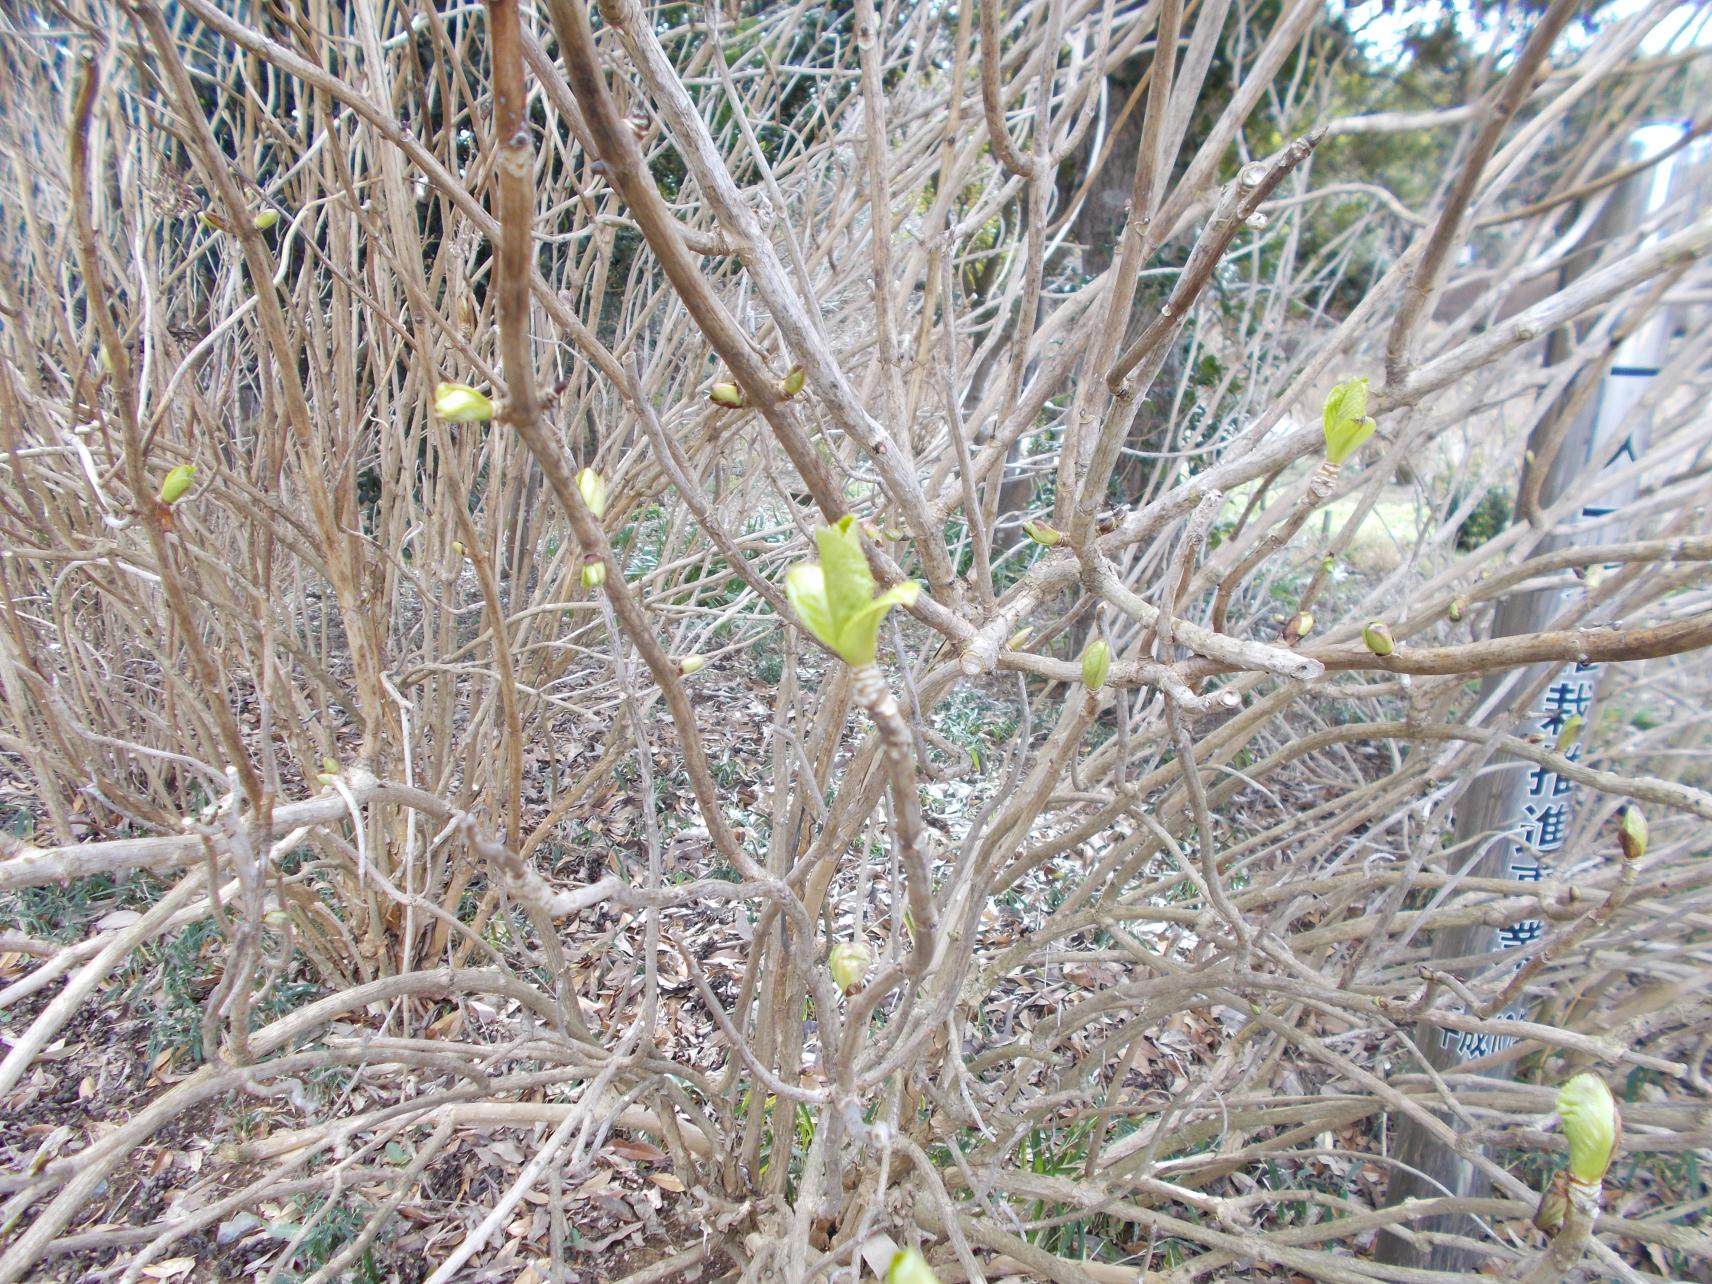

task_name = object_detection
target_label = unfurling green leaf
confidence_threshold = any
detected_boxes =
[887,1247,942,1284]
[1322,377,1377,465]
[828,941,870,992]
[785,564,835,646]
[1553,714,1584,754]
[1362,621,1394,656]
[1616,804,1647,862]
[1021,518,1062,547]
[434,382,494,423]
[1556,1073,1620,1185]
[157,464,197,506]
[780,365,806,398]
[1081,639,1110,692]
[784,518,921,666]
[576,467,607,519]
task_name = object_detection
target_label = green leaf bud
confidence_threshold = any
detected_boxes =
[1555,1073,1620,1185]
[1006,627,1034,651]
[780,365,805,398]
[1322,377,1377,465]
[1553,714,1584,754]
[252,209,280,231]
[1081,639,1110,692]
[434,381,494,423]
[576,467,607,519]
[1448,597,1466,622]
[1362,621,1394,656]
[157,464,197,506]
[887,1247,941,1284]
[708,381,746,408]
[1021,518,1062,547]
[676,655,707,676]
[1616,804,1647,862]
[581,561,607,589]
[828,941,870,992]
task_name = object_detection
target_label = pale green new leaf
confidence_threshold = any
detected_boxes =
[785,522,921,665]
[785,564,836,650]
[1323,376,1368,434]
[836,581,921,665]
[1323,376,1377,465]
[817,516,874,631]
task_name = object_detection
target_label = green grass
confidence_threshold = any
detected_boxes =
[118,916,327,1071]
[2,872,162,943]
[273,1194,381,1283]
[1015,1115,1146,1259]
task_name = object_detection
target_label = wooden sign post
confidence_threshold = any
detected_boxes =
[1379,124,1696,1269]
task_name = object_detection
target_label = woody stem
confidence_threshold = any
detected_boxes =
[850,663,937,977]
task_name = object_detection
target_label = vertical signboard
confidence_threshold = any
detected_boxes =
[1380,122,1699,1266]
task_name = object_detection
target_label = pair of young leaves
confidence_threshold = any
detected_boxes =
[785,516,920,667]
